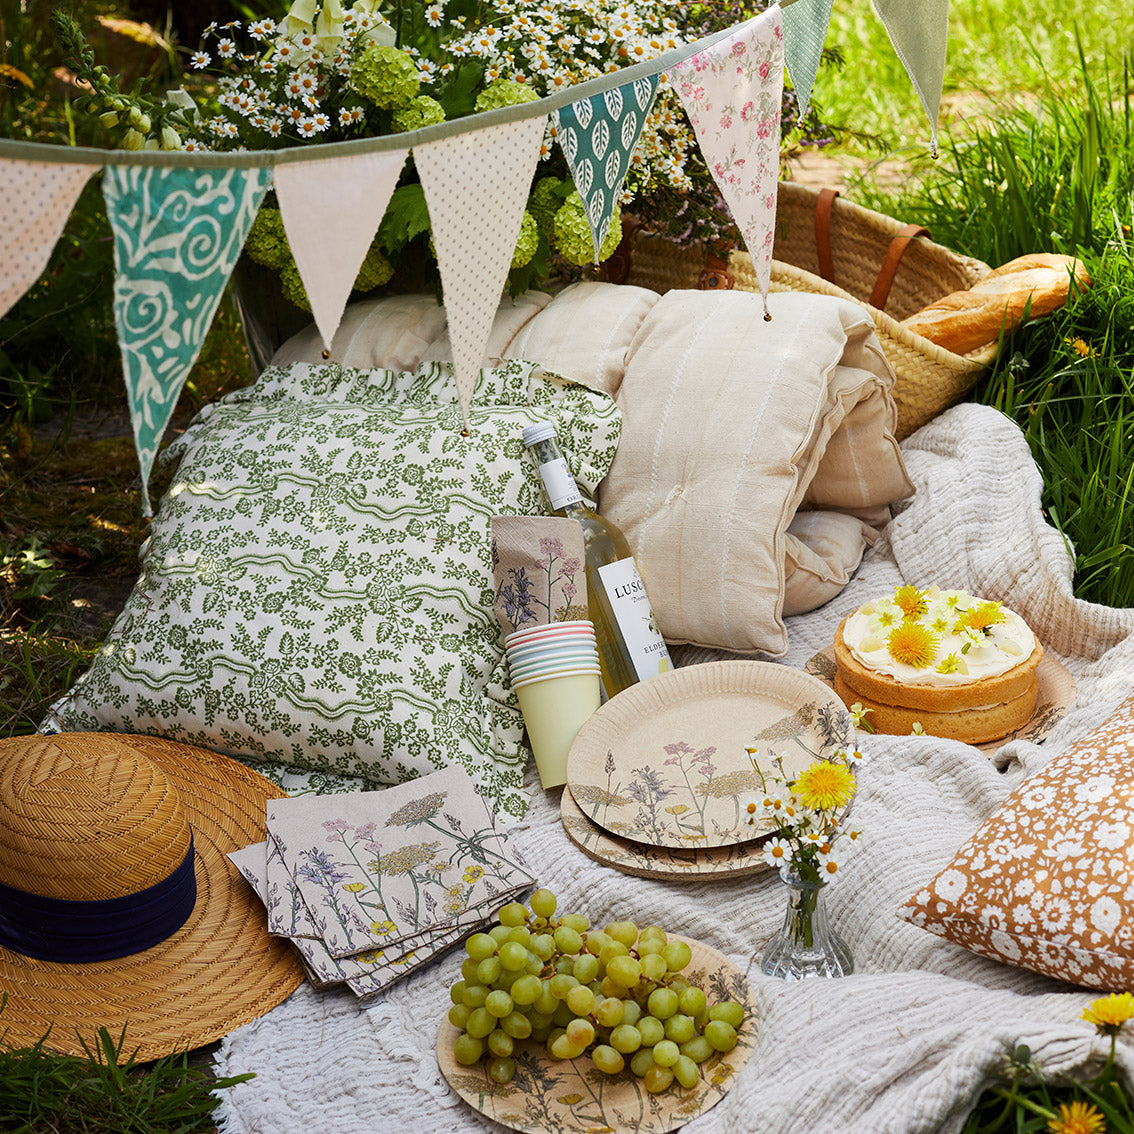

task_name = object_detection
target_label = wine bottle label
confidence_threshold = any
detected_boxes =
[537,457,584,510]
[596,558,672,680]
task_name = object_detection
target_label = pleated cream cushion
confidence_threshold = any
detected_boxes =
[601,289,914,655]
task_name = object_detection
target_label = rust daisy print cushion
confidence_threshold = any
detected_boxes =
[898,692,1134,989]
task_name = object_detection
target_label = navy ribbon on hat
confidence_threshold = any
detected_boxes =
[0,836,197,963]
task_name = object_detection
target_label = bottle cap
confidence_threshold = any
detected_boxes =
[522,421,557,447]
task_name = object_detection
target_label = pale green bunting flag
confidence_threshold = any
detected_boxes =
[102,165,272,516]
[871,0,950,154]
[781,0,833,122]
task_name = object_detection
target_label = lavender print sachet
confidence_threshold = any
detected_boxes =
[491,515,587,635]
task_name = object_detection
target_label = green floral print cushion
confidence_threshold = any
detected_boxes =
[51,359,621,820]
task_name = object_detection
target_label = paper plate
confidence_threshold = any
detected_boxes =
[560,785,770,880]
[805,646,1076,753]
[438,934,755,1134]
[566,661,855,849]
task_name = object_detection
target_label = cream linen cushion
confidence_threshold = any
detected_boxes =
[898,692,1134,990]
[783,511,879,617]
[502,281,661,397]
[600,289,914,655]
[269,291,552,372]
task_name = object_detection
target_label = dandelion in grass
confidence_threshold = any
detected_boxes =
[1082,991,1134,1035]
[793,761,856,812]
[1065,336,1097,359]
[887,621,938,669]
[1046,1100,1106,1134]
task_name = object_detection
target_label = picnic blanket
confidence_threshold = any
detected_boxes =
[213,401,1134,1134]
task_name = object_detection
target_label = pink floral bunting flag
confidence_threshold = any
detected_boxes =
[414,115,548,428]
[667,7,785,307]
[0,159,96,320]
[273,148,408,352]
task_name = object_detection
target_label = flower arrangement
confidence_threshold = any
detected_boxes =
[745,744,862,884]
[54,0,839,306]
[963,993,1134,1134]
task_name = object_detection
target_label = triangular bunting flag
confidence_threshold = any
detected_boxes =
[782,0,834,122]
[871,0,950,155]
[554,74,660,262]
[668,7,785,306]
[0,159,97,320]
[102,164,272,515]
[274,149,408,351]
[414,115,547,428]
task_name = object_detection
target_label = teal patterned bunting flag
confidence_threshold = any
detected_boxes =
[102,165,272,515]
[554,74,660,262]
[782,0,834,122]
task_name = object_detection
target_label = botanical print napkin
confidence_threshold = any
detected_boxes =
[265,765,536,958]
[491,515,587,635]
[230,839,521,998]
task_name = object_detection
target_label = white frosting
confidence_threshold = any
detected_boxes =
[843,587,1036,686]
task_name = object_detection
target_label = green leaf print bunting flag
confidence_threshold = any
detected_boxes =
[102,165,273,515]
[553,74,660,263]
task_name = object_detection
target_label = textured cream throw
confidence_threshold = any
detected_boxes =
[215,403,1134,1134]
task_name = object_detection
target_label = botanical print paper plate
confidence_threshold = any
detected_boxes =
[566,660,854,849]
[805,647,1077,754]
[560,786,770,881]
[438,935,755,1134]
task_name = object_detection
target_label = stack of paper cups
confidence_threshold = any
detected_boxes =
[505,621,601,789]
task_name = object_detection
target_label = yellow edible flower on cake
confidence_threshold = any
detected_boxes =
[955,600,1007,634]
[937,652,967,674]
[887,622,939,669]
[893,584,929,619]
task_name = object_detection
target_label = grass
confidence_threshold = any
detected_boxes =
[856,44,1134,609]
[0,1009,251,1134]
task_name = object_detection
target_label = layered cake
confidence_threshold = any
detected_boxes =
[833,585,1042,744]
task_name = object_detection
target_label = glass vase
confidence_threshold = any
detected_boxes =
[759,865,853,981]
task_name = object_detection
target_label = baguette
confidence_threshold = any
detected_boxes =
[901,252,1091,356]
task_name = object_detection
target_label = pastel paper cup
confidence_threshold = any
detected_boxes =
[515,670,602,789]
[505,620,595,648]
[507,641,600,666]
[509,658,602,681]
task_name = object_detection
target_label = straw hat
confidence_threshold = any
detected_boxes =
[0,732,304,1060]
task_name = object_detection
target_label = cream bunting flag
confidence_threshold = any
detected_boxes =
[274,149,408,352]
[668,7,785,309]
[0,159,96,319]
[871,0,950,155]
[782,0,834,122]
[414,115,548,428]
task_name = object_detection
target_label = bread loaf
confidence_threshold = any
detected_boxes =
[901,252,1091,355]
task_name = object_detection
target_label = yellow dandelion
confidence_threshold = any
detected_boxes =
[791,760,856,811]
[1082,991,1134,1034]
[1064,335,1096,359]
[1047,1099,1106,1134]
[893,584,929,619]
[956,601,1007,634]
[887,621,939,669]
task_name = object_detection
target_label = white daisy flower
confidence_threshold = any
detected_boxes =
[216,39,237,58]
[763,838,792,869]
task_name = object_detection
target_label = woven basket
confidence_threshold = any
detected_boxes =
[607,182,997,440]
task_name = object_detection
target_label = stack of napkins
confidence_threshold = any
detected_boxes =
[228,766,536,998]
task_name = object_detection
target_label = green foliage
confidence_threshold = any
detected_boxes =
[964,1041,1134,1133]
[862,45,1134,609]
[0,1009,253,1134]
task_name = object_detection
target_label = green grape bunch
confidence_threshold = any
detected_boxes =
[445,888,745,1095]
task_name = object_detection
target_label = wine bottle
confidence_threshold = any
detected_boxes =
[522,421,672,697]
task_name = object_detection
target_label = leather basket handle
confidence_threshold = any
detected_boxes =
[814,187,840,283]
[869,223,931,311]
